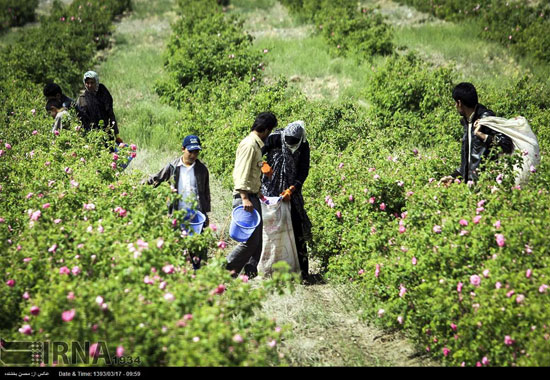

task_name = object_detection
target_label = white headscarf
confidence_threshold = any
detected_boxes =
[281,120,306,154]
[83,71,99,91]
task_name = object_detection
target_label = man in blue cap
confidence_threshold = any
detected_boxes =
[145,135,211,267]
[146,134,211,222]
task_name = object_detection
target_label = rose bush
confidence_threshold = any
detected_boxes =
[0,0,39,31]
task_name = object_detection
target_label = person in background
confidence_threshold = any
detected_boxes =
[261,120,312,282]
[226,112,277,278]
[76,71,122,144]
[440,82,514,185]
[46,98,71,134]
[43,83,75,111]
[145,135,211,268]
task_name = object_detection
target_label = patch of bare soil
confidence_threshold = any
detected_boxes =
[361,0,446,27]
[287,74,351,101]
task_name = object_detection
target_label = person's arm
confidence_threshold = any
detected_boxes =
[76,97,91,130]
[204,166,211,213]
[474,119,514,154]
[102,85,120,137]
[294,142,310,191]
[233,144,257,212]
[146,162,173,187]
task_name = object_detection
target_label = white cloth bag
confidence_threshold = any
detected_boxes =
[477,116,540,184]
[258,196,301,276]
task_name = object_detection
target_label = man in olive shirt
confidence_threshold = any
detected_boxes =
[226,112,277,278]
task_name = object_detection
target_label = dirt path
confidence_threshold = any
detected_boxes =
[262,283,437,366]
[99,0,437,366]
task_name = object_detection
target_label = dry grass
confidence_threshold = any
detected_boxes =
[262,282,439,366]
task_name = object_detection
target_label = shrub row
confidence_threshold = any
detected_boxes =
[1,0,294,367]
[0,0,39,31]
[278,0,394,60]
[1,0,131,96]
[393,0,550,64]
[156,0,550,366]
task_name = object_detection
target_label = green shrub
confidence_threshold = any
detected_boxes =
[280,0,394,60]
[0,0,39,31]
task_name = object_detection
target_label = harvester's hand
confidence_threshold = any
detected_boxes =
[261,161,273,178]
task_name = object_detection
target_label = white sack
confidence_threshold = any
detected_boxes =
[477,116,540,184]
[258,196,300,276]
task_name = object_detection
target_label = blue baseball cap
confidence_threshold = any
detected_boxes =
[182,135,202,151]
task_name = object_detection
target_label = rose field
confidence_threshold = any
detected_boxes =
[1,0,550,368]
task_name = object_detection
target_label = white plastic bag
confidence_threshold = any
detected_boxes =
[258,196,300,276]
[477,116,540,184]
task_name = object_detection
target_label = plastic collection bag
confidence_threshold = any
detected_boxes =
[477,116,540,184]
[257,196,300,276]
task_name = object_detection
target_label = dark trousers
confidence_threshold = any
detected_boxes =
[226,194,263,277]
[290,204,309,277]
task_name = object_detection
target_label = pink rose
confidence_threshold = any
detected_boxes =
[459,219,468,226]
[89,343,100,358]
[375,264,381,278]
[162,264,175,274]
[526,269,532,278]
[433,225,442,234]
[59,266,70,275]
[504,335,514,346]
[443,347,450,357]
[457,282,463,293]
[61,309,75,322]
[164,293,175,302]
[214,284,226,295]
[217,240,227,249]
[412,257,417,265]
[30,306,40,316]
[473,215,482,224]
[233,334,244,343]
[19,324,33,335]
[116,345,124,358]
[470,275,481,287]
[495,234,506,247]
[377,309,385,318]
[399,284,407,297]
[379,203,386,211]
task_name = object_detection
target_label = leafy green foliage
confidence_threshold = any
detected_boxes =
[280,0,394,60]
[0,0,39,31]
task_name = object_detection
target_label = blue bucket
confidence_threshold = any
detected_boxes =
[114,144,134,170]
[229,206,261,242]
[182,210,205,235]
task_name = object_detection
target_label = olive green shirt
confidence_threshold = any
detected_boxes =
[232,132,264,195]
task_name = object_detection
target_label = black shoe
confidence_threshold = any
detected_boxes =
[243,264,258,279]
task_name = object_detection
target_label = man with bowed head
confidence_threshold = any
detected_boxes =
[440,82,513,185]
[261,120,312,282]
[76,70,123,144]
[145,135,211,267]
[226,112,277,279]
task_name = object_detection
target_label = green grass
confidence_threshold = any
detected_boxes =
[96,0,182,163]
